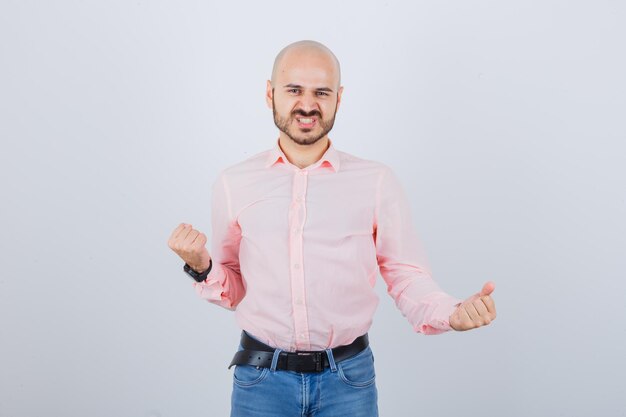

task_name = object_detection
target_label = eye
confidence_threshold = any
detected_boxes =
[316,91,329,96]
[288,88,300,94]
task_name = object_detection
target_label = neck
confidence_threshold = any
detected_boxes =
[278,135,330,169]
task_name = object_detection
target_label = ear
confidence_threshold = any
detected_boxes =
[265,80,273,109]
[336,85,344,112]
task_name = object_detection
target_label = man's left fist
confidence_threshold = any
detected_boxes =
[449,281,497,331]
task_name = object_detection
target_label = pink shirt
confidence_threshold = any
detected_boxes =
[192,138,463,351]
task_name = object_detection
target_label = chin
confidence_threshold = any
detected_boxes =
[289,134,323,146]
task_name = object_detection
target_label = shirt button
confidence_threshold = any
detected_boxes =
[293,263,300,269]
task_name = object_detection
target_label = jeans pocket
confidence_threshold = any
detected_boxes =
[233,364,270,387]
[337,345,376,388]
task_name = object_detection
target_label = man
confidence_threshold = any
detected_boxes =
[167,40,497,417]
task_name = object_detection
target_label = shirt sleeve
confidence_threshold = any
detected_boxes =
[191,171,246,310]
[374,166,463,334]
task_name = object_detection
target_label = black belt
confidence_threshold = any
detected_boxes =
[228,331,369,373]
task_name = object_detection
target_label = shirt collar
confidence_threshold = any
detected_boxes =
[264,137,340,172]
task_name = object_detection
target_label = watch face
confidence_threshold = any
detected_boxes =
[184,264,200,279]
[184,261,211,282]
[189,272,204,282]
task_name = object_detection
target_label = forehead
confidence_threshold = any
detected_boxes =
[275,52,339,88]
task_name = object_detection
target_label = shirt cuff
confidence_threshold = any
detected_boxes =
[415,293,464,335]
[191,262,227,300]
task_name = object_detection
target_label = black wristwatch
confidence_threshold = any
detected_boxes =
[184,259,213,282]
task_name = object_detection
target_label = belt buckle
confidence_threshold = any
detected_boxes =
[294,351,323,372]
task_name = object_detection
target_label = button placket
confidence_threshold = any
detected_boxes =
[289,169,311,350]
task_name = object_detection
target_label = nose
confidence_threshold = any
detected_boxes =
[297,94,320,115]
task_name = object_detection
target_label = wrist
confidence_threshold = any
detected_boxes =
[189,259,211,274]
[184,258,213,283]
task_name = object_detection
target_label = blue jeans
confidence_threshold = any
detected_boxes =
[230,337,379,417]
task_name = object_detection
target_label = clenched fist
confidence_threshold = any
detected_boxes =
[167,223,212,273]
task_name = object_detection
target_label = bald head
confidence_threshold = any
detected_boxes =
[270,40,341,90]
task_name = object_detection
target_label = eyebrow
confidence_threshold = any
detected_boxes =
[283,83,334,93]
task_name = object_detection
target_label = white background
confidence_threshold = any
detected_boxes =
[1,1,625,416]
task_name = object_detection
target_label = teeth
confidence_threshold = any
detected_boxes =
[298,118,314,123]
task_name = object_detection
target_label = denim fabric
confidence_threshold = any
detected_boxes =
[230,340,378,417]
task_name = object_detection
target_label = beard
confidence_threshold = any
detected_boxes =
[272,91,338,146]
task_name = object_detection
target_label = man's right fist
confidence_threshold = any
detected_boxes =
[167,223,212,273]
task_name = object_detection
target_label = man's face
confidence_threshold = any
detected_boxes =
[267,52,343,146]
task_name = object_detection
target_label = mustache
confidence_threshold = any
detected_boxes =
[292,110,321,118]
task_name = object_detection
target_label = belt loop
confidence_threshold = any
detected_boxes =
[325,348,338,372]
[270,348,283,372]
